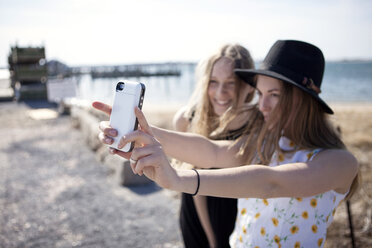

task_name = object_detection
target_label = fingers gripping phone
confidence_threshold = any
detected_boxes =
[109,81,145,152]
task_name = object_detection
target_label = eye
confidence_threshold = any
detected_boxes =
[271,93,280,98]
[225,81,235,89]
[208,80,218,88]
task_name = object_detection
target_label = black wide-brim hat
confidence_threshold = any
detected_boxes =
[235,40,333,114]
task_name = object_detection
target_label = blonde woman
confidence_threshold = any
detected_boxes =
[94,40,359,247]
[173,44,255,248]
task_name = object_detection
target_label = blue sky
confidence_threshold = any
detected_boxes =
[0,0,371,67]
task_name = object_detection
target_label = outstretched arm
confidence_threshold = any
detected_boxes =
[191,149,358,198]
[115,106,359,199]
[151,126,244,168]
[130,132,358,198]
[92,101,245,168]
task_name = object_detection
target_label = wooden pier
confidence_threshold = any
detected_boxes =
[71,62,189,78]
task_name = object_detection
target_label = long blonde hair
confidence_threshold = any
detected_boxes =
[186,44,255,138]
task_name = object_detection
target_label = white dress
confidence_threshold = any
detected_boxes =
[230,136,347,248]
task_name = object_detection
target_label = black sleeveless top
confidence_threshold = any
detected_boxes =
[180,111,246,248]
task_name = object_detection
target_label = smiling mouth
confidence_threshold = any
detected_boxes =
[215,99,231,106]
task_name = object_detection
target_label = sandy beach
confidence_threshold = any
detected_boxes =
[324,102,372,247]
[0,101,183,248]
[1,100,371,247]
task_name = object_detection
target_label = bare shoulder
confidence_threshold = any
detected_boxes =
[313,149,359,192]
[314,149,358,169]
[172,106,190,132]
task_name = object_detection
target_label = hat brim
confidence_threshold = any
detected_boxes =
[235,68,334,114]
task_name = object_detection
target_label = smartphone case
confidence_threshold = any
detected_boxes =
[109,81,145,152]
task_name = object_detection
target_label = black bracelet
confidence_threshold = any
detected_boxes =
[191,168,200,196]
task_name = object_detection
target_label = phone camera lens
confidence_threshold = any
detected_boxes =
[116,82,125,91]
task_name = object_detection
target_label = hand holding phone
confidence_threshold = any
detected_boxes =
[109,81,145,152]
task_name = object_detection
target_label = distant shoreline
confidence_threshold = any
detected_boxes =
[1,59,372,70]
[329,101,372,108]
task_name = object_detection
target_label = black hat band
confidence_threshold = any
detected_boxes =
[261,63,321,95]
[302,77,321,94]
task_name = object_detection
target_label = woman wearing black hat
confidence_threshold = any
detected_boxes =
[93,40,359,247]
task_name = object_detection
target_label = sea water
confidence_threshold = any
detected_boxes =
[76,61,372,106]
[322,61,372,102]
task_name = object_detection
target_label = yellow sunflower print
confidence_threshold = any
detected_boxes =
[260,227,265,236]
[278,153,284,162]
[318,238,324,247]
[310,198,317,208]
[255,213,261,219]
[272,217,279,227]
[241,208,247,215]
[263,199,269,206]
[307,152,314,159]
[290,225,299,234]
[274,235,280,243]
[312,224,318,233]
[294,242,301,248]
[302,211,308,219]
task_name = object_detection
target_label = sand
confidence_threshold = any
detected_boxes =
[0,101,182,247]
[325,103,372,247]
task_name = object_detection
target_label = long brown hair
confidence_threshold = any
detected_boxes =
[257,83,344,163]
[250,82,359,199]
[186,43,255,137]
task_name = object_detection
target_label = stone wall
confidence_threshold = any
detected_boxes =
[70,102,152,186]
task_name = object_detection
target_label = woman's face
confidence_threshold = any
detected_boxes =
[208,58,251,116]
[256,75,282,122]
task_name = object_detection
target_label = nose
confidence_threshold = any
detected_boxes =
[216,84,228,98]
[259,95,270,113]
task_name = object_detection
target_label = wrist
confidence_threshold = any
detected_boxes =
[151,125,162,141]
[174,169,200,195]
[191,169,200,196]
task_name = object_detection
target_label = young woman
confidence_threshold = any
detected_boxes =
[93,40,359,247]
[172,44,255,248]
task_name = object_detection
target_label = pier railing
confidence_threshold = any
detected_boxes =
[70,62,194,79]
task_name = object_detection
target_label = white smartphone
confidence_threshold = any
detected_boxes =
[109,81,145,152]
